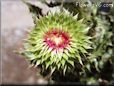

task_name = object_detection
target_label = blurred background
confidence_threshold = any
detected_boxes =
[1,0,48,84]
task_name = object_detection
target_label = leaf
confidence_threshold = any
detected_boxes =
[40,45,47,54]
[78,18,84,23]
[35,60,41,67]
[76,54,83,66]
[26,42,44,52]
[46,61,51,69]
[83,44,92,49]
[64,49,70,57]
[79,47,88,54]
[57,49,63,59]
[42,46,49,56]
[57,62,61,70]
[67,60,74,67]
[63,53,68,61]
[73,13,79,20]
[63,65,67,75]
[86,64,91,72]
[94,59,100,72]
[68,46,75,54]
[47,47,53,53]
[42,54,50,62]
[24,52,36,60]
[51,50,56,58]
[61,59,66,67]
[51,67,56,75]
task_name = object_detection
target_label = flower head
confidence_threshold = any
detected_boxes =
[23,12,91,74]
[44,29,70,51]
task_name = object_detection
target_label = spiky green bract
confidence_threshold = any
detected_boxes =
[23,12,92,74]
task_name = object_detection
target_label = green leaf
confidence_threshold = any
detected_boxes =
[79,47,88,54]
[83,44,92,49]
[61,59,66,67]
[78,18,84,23]
[73,13,79,20]
[63,65,67,75]
[94,59,100,72]
[64,49,70,57]
[51,67,56,75]
[47,47,53,53]
[24,52,37,60]
[35,60,41,67]
[57,62,61,70]
[46,61,51,69]
[67,60,74,67]
[86,64,91,72]
[63,53,68,61]
[76,54,83,66]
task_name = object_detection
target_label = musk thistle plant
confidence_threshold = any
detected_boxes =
[22,11,92,74]
[19,0,114,85]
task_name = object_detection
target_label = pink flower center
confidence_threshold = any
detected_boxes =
[44,29,70,50]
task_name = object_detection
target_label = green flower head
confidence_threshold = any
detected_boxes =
[23,11,92,74]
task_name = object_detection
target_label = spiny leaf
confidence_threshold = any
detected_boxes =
[57,62,61,70]
[76,54,83,66]
[61,59,66,67]
[63,53,68,61]
[86,64,91,72]
[35,60,41,67]
[73,13,79,20]
[67,60,74,67]
[63,65,67,75]
[46,61,51,69]
[51,67,56,75]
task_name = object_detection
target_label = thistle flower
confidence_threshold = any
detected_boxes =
[23,12,92,74]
